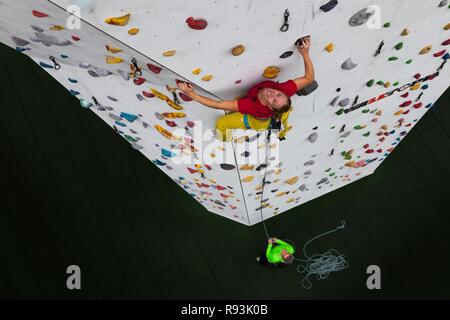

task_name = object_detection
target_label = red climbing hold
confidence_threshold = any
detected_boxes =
[186,17,207,30]
[235,80,242,84]
[186,121,195,128]
[165,120,177,127]
[215,185,226,191]
[413,73,421,79]
[365,149,374,154]
[147,63,161,74]
[363,144,369,149]
[204,164,212,170]
[401,92,409,98]
[142,91,155,98]
[376,149,382,153]
[71,35,81,41]
[179,92,193,102]
[442,38,450,46]
[32,10,48,18]
[433,49,446,57]
[399,100,412,107]
[133,77,145,85]
[413,102,422,109]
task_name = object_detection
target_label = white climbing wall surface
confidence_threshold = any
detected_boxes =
[1,0,449,226]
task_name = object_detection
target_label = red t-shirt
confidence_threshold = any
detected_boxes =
[237,80,298,119]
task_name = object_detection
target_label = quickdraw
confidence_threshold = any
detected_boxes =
[280,9,290,32]
[49,56,60,70]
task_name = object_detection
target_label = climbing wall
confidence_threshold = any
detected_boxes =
[1,0,449,226]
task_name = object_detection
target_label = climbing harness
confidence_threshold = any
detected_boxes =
[49,56,60,70]
[294,221,348,289]
[280,9,290,32]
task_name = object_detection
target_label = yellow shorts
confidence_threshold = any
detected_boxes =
[215,112,271,141]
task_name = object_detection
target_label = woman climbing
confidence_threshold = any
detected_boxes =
[177,36,315,141]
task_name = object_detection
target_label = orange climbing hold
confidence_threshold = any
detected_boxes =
[106,56,123,64]
[106,45,122,53]
[128,28,139,35]
[263,66,280,79]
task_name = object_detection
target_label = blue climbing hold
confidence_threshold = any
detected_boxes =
[115,121,127,127]
[120,112,138,122]
[60,54,68,59]
[39,62,54,69]
[68,78,78,83]
[70,89,80,96]
[162,149,176,157]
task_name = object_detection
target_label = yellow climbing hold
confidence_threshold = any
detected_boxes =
[50,25,64,31]
[231,45,245,56]
[201,74,213,81]
[154,124,179,141]
[285,176,299,185]
[444,22,450,30]
[383,81,391,88]
[276,192,289,197]
[381,125,388,130]
[128,28,139,35]
[106,56,124,64]
[166,100,184,110]
[401,28,410,36]
[263,66,280,79]
[242,176,254,183]
[106,45,122,53]
[286,198,295,203]
[240,164,254,170]
[162,112,185,118]
[150,88,169,101]
[104,13,131,26]
[325,43,334,52]
[192,68,201,75]
[163,50,176,57]
[410,83,421,90]
[394,110,404,116]
[419,45,432,55]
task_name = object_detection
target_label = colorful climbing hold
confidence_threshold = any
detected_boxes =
[263,66,280,79]
[106,56,123,64]
[104,13,131,26]
[186,17,208,30]
[128,28,139,35]
[32,10,48,18]
[231,45,245,56]
[147,63,162,74]
[163,50,176,57]
[325,43,335,52]
[201,74,213,81]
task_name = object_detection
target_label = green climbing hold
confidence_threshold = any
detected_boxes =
[393,81,399,86]
[330,126,335,129]
[383,22,390,28]
[329,172,335,177]
[363,132,370,137]
[80,98,92,109]
[362,109,369,113]
[376,80,384,85]
[366,79,375,87]
[354,125,365,130]
[395,42,403,50]
[335,108,345,115]
[388,56,399,61]
[406,59,412,64]
[325,168,331,172]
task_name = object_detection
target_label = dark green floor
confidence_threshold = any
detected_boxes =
[1,42,449,299]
